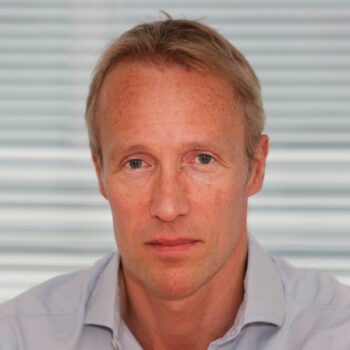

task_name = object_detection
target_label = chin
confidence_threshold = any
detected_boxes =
[147,269,203,301]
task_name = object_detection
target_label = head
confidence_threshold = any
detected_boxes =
[86,16,269,300]
[86,15,265,167]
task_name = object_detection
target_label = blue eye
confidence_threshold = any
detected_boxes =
[127,159,143,169]
[197,154,213,165]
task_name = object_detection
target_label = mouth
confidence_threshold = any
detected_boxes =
[145,238,201,256]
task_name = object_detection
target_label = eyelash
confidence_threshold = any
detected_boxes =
[194,153,215,165]
[123,153,216,171]
[125,159,148,169]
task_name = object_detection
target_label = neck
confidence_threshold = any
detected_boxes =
[119,233,248,350]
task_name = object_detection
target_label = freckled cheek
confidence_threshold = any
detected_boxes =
[106,182,150,220]
[215,184,241,205]
[107,189,149,248]
[214,189,223,207]
[190,179,239,208]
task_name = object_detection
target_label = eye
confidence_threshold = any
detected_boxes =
[126,159,144,169]
[196,153,214,165]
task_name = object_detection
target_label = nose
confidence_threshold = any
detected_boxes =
[150,167,190,222]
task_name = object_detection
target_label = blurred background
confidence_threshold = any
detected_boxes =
[0,0,350,303]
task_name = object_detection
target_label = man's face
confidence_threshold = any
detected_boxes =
[94,62,268,300]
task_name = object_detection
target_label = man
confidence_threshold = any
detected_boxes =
[0,16,349,350]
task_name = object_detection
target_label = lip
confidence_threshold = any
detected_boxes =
[145,238,201,257]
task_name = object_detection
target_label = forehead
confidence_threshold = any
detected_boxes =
[96,61,244,153]
[99,61,239,115]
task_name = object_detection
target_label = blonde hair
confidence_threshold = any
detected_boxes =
[85,15,265,164]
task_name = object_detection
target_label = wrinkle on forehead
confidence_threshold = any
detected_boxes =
[97,61,242,129]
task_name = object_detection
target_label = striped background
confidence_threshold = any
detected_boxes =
[0,0,349,302]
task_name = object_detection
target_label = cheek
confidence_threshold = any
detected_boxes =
[214,188,224,207]
[105,182,149,241]
[195,182,247,239]
[105,176,148,212]
[195,178,244,210]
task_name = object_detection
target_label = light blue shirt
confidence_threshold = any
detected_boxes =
[1,236,350,349]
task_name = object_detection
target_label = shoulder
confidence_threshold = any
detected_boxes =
[0,253,115,344]
[274,255,350,307]
[273,255,350,343]
[0,253,115,319]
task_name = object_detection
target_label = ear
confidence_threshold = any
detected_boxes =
[246,135,269,197]
[92,153,107,199]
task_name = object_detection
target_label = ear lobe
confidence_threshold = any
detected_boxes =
[246,135,269,197]
[92,153,107,199]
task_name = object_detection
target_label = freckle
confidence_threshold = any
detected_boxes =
[214,190,223,206]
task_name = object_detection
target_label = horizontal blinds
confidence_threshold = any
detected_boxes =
[0,1,349,302]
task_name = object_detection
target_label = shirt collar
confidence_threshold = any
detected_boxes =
[210,235,286,346]
[241,234,285,327]
[84,253,120,333]
[83,234,286,341]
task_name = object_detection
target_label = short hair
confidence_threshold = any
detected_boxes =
[85,15,265,164]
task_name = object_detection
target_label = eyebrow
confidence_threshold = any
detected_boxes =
[108,140,232,161]
[108,144,148,162]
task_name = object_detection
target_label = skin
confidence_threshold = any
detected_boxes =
[93,61,269,350]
